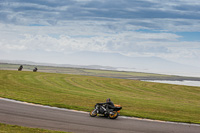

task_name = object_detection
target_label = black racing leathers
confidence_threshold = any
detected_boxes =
[106,101,114,108]
[98,101,115,114]
[106,101,115,114]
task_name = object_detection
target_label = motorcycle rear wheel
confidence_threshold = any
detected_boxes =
[89,109,97,117]
[109,111,118,119]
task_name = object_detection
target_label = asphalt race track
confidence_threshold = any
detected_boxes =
[0,98,199,133]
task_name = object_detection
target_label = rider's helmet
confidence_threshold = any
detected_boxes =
[106,98,111,103]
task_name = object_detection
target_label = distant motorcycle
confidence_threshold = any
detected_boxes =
[18,65,23,71]
[33,67,38,72]
[90,103,122,119]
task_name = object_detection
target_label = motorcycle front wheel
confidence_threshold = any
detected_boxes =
[109,111,118,119]
[89,109,97,117]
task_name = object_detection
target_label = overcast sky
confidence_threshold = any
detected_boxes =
[0,0,200,67]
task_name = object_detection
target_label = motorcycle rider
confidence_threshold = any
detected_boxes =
[33,67,38,72]
[97,98,115,114]
[18,65,23,71]
[105,98,115,114]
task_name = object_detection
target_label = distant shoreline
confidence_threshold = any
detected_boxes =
[142,80,200,87]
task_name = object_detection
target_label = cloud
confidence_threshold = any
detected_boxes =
[0,0,200,67]
[1,0,200,31]
[0,23,197,58]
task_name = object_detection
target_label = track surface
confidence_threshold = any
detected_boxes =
[0,98,199,133]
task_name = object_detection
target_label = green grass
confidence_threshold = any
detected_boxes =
[0,70,200,124]
[0,123,68,133]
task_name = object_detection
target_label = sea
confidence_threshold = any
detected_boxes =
[142,80,200,87]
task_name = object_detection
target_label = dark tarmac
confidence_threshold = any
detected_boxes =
[0,98,199,133]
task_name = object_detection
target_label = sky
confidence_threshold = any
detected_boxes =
[0,0,200,70]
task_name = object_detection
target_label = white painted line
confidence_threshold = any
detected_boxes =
[0,97,199,127]
[119,116,200,126]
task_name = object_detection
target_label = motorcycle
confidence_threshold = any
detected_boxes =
[18,65,23,71]
[33,67,38,72]
[89,103,122,119]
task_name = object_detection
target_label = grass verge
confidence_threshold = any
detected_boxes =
[0,123,68,133]
[0,70,200,124]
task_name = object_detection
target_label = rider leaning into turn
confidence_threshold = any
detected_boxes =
[105,98,115,114]
[98,98,115,114]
